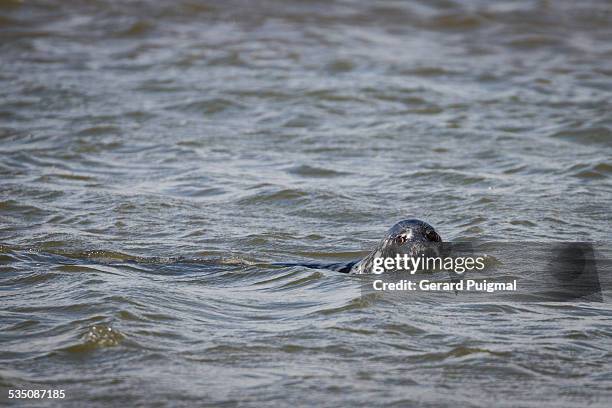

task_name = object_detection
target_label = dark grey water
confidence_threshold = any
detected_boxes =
[1,0,612,406]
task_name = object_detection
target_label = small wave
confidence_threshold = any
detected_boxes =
[114,20,154,38]
[424,14,483,30]
[407,170,488,186]
[566,162,612,180]
[286,164,349,178]
[62,325,124,353]
[325,59,355,73]
[238,188,309,205]
[76,125,122,137]
[506,35,563,49]
[316,295,373,316]
[509,220,537,227]
[416,346,511,363]
[165,98,244,116]
[400,66,460,77]
[550,126,612,147]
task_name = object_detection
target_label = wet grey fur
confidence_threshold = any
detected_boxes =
[350,219,442,274]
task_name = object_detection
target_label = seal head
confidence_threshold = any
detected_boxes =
[351,219,442,274]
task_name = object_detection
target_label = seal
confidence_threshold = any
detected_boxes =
[277,219,442,274]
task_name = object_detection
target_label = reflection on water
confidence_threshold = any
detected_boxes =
[1,0,611,406]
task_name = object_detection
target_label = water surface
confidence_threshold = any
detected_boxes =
[1,0,612,406]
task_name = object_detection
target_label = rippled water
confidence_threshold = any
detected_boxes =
[1,0,612,406]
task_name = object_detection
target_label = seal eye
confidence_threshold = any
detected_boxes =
[425,229,440,242]
[395,235,407,245]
